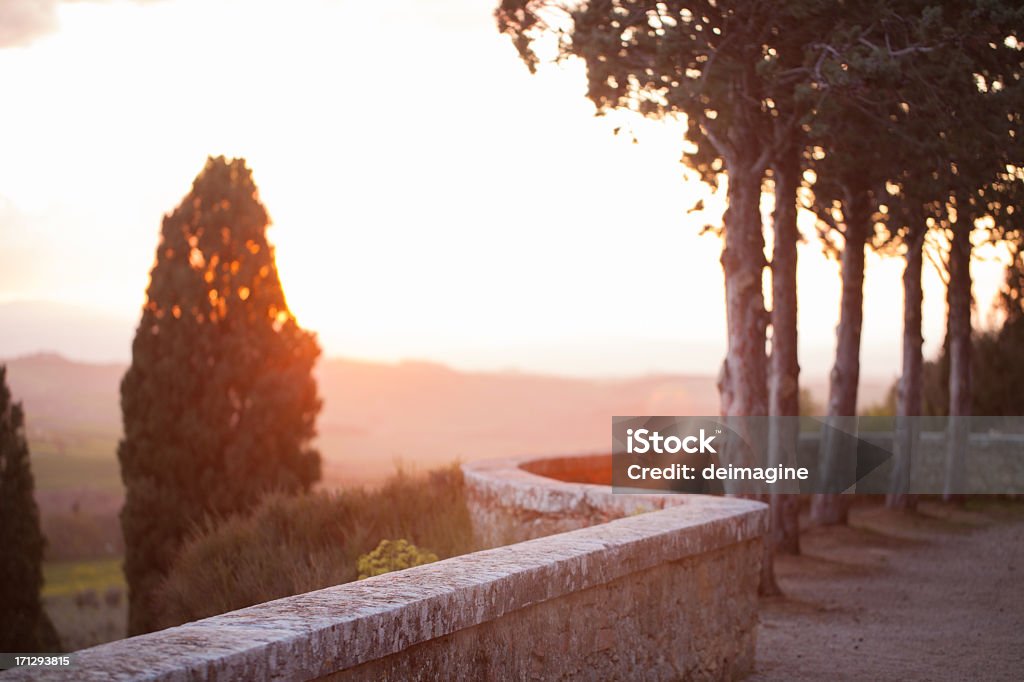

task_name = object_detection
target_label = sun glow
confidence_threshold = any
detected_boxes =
[0,0,1008,377]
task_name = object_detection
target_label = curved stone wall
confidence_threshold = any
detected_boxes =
[463,452,734,547]
[2,455,767,681]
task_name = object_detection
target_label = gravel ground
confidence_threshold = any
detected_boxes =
[748,499,1024,681]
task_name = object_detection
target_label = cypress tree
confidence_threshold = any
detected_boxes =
[0,366,61,652]
[119,156,322,635]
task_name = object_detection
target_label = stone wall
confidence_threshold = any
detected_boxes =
[463,453,720,547]
[2,455,767,681]
[330,537,763,681]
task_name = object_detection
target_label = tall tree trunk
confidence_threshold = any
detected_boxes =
[811,186,870,526]
[769,144,802,555]
[719,166,770,418]
[944,211,972,502]
[888,221,924,509]
[718,154,771,593]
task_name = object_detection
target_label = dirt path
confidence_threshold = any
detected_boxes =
[748,500,1024,681]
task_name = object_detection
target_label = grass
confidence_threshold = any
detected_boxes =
[156,464,476,628]
[43,558,125,598]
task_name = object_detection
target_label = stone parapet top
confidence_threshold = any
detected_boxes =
[462,452,740,516]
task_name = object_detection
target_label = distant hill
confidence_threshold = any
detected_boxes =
[0,300,135,364]
[314,358,722,485]
[5,353,124,435]
[2,353,723,490]
[3,352,897,488]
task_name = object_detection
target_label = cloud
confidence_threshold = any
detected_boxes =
[0,197,46,293]
[0,1,59,48]
[0,0,163,49]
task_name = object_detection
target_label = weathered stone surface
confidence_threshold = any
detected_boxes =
[462,454,738,547]
[1,455,766,681]
[329,540,762,682]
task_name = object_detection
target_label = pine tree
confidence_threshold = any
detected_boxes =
[0,366,61,652]
[119,156,322,635]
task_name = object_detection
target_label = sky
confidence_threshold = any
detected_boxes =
[0,0,1010,381]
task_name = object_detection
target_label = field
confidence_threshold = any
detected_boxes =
[42,558,127,652]
[30,434,123,494]
[30,427,128,652]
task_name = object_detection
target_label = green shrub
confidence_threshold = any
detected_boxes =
[156,464,474,627]
[357,539,439,580]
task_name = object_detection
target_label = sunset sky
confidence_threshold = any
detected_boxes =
[0,0,1010,380]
